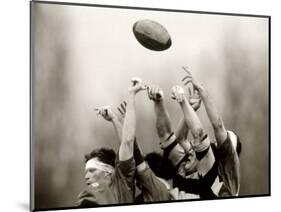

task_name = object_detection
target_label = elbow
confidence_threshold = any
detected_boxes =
[212,118,224,131]
[192,127,204,141]
[156,126,169,139]
[122,135,134,146]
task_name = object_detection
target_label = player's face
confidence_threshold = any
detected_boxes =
[85,159,112,187]
[177,148,197,177]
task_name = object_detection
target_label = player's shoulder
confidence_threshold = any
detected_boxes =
[77,185,99,207]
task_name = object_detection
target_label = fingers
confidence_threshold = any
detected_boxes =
[130,77,147,94]
[131,77,142,85]
[141,84,148,90]
[147,85,164,101]
[94,108,101,115]
[171,85,185,103]
[104,108,108,116]
[193,89,199,97]
[117,101,127,117]
[120,102,126,112]
[190,98,202,111]
[147,86,153,100]
[181,67,193,88]
[117,107,124,116]
[94,106,110,117]
[188,87,192,96]
[181,75,192,82]
[171,93,176,100]
[182,78,192,86]
[182,66,192,76]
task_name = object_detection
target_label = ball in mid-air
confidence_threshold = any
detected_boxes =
[133,19,172,51]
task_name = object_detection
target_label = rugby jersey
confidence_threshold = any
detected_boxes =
[164,131,240,198]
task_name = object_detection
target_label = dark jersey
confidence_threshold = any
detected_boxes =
[172,132,240,198]
[135,164,171,202]
[216,132,240,196]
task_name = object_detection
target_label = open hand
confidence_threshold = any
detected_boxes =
[181,67,203,92]
[94,106,116,122]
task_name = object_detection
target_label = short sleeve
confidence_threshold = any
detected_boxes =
[216,132,240,196]
[161,132,187,167]
[112,156,136,203]
[116,157,135,180]
[137,165,171,202]
[77,186,98,207]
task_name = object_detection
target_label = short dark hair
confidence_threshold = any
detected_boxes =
[145,152,176,180]
[85,148,116,167]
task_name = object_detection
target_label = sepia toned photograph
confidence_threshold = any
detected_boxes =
[30,1,270,211]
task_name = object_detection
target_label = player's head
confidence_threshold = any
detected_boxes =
[176,141,198,177]
[84,148,116,187]
[161,133,198,177]
[145,152,176,180]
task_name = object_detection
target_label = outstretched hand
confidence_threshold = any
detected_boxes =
[189,94,202,111]
[171,85,185,103]
[181,67,203,111]
[94,106,116,122]
[116,101,127,124]
[181,67,203,92]
[147,85,164,102]
[129,77,147,95]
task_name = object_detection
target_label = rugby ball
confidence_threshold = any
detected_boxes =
[133,19,172,51]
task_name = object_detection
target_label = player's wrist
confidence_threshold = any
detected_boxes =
[128,89,137,95]
[198,87,207,97]
[178,96,188,105]
[154,97,164,103]
[111,115,119,123]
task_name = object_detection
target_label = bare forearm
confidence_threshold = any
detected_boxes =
[175,117,189,141]
[154,100,172,141]
[199,89,222,128]
[179,97,203,143]
[123,95,136,142]
[119,94,136,161]
[198,88,227,144]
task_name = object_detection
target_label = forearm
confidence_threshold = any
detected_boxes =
[154,100,173,141]
[114,117,145,167]
[179,97,203,143]
[199,89,222,128]
[174,117,191,153]
[175,117,189,141]
[119,94,136,161]
[198,88,227,144]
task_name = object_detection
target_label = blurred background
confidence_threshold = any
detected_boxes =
[31,2,269,209]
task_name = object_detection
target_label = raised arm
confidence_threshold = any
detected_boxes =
[171,85,204,146]
[182,69,227,146]
[174,90,202,150]
[94,106,123,145]
[96,101,146,172]
[147,85,189,168]
[147,85,173,142]
[119,78,146,161]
